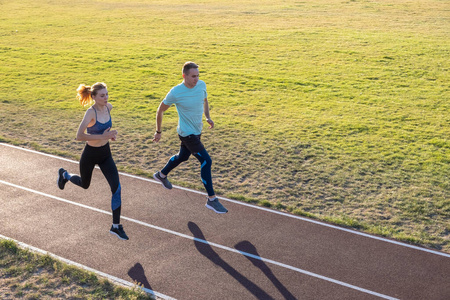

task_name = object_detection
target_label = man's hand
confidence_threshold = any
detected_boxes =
[206,119,214,129]
[153,132,161,142]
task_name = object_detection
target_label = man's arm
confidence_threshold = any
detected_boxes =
[204,98,214,129]
[153,101,171,142]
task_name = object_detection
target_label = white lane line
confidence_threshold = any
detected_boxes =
[0,234,176,300]
[0,179,398,300]
[1,142,449,259]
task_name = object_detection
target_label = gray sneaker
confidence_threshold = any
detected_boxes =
[153,171,173,189]
[206,197,228,214]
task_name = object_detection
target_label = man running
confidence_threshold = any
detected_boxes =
[152,61,228,214]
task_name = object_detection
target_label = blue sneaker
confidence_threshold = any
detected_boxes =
[206,197,228,214]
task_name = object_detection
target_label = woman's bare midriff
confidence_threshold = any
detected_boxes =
[87,140,109,147]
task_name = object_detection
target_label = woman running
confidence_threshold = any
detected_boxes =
[57,82,128,240]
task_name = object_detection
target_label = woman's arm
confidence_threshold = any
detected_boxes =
[75,108,117,141]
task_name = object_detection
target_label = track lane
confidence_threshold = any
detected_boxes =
[1,143,449,299]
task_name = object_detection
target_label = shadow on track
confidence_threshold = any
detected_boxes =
[235,241,296,300]
[128,262,152,290]
[188,221,275,300]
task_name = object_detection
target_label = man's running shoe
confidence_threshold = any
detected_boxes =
[57,168,68,190]
[153,171,173,189]
[206,197,228,214]
[110,225,129,240]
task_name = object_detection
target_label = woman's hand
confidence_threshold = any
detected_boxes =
[103,128,118,141]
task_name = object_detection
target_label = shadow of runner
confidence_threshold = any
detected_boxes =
[235,241,297,300]
[188,221,275,300]
[128,262,152,290]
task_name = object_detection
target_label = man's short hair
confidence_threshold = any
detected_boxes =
[183,62,199,75]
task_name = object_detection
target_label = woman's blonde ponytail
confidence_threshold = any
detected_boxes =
[76,82,107,107]
[76,84,92,107]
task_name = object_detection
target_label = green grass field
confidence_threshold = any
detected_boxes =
[0,0,448,255]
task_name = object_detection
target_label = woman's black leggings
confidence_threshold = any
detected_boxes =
[69,143,122,224]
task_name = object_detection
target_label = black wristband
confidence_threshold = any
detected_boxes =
[156,131,162,134]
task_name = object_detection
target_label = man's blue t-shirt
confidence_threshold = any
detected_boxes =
[163,80,207,137]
